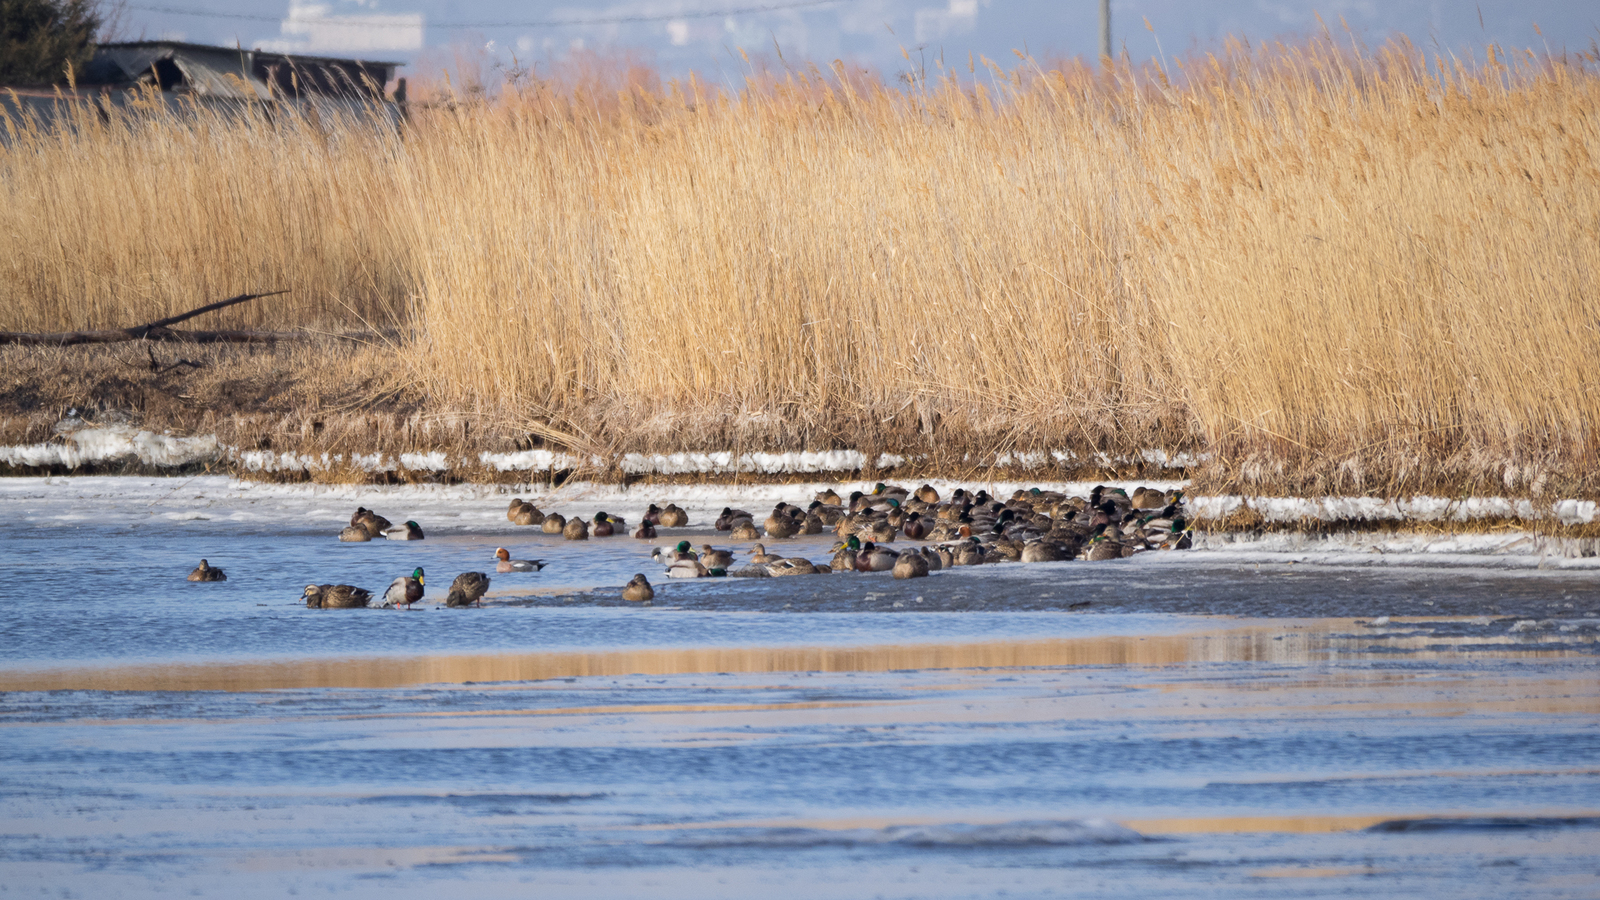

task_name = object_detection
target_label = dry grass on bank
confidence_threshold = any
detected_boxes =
[2,37,1598,496]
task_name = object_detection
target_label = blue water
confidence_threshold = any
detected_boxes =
[1,478,1598,898]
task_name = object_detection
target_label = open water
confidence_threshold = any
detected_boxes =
[1,476,1597,898]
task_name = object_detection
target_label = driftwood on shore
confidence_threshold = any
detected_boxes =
[0,290,321,346]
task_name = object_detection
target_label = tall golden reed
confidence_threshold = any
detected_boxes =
[2,37,1596,495]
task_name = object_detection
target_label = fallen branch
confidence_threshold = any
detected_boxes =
[0,290,300,346]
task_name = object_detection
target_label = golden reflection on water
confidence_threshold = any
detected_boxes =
[0,618,1589,693]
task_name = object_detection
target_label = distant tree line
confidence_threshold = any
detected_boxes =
[1,0,102,85]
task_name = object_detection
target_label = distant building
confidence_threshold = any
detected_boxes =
[2,41,402,127]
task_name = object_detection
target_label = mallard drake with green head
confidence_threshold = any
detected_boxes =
[383,567,425,608]
[446,571,490,607]
[383,521,425,541]
[592,512,622,537]
[303,583,372,609]
[830,535,861,571]
[633,521,658,540]
[187,559,226,582]
[623,574,655,602]
[495,548,546,572]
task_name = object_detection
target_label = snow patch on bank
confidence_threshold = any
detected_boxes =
[1192,495,1599,525]
[0,426,220,470]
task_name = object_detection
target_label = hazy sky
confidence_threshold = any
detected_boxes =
[113,0,1599,82]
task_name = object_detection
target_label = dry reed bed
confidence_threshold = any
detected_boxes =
[2,38,1597,497]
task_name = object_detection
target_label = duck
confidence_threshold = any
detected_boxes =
[445,571,490,607]
[856,541,900,572]
[815,488,843,506]
[622,574,655,602]
[698,544,736,569]
[901,512,929,540]
[1020,540,1067,563]
[665,557,710,578]
[809,501,845,526]
[642,504,664,525]
[352,507,392,538]
[563,517,589,540]
[953,538,986,567]
[800,511,825,534]
[187,559,226,582]
[830,535,862,571]
[748,543,784,564]
[383,520,424,541]
[861,519,897,543]
[891,551,929,579]
[1083,535,1131,561]
[495,548,546,572]
[919,545,944,571]
[652,540,697,564]
[914,484,940,504]
[383,567,425,608]
[730,520,761,541]
[764,504,799,539]
[633,521,658,540]
[658,504,689,527]
[507,498,545,526]
[338,525,372,542]
[303,583,372,609]
[541,512,567,534]
[766,557,817,576]
[592,512,621,537]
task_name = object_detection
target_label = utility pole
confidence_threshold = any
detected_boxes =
[1098,0,1111,65]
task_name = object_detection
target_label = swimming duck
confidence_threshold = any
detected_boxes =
[1020,540,1067,563]
[766,557,817,576]
[563,517,589,540]
[665,557,710,578]
[698,545,736,569]
[303,583,372,609]
[352,508,392,538]
[652,540,697,565]
[891,551,929,579]
[633,521,658,540]
[856,541,900,572]
[541,513,567,534]
[383,567,425,608]
[622,574,655,602]
[495,548,546,572]
[658,504,689,527]
[445,571,490,607]
[830,535,862,571]
[861,519,897,543]
[748,543,784,564]
[383,521,424,541]
[187,559,226,582]
[338,525,372,542]
[764,504,799,539]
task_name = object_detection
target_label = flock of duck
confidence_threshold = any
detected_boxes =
[181,482,1190,608]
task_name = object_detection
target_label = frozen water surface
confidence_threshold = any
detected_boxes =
[1,476,1598,898]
